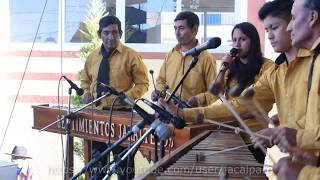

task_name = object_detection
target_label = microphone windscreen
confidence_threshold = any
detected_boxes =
[149,70,154,74]
[207,37,222,49]
[77,88,84,96]
[230,48,239,57]
[172,117,186,129]
[155,123,171,141]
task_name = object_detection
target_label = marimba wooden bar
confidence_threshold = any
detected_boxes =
[136,130,266,180]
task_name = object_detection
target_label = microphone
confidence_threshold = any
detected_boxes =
[132,119,171,141]
[220,47,239,70]
[98,82,155,124]
[62,76,84,96]
[141,98,186,129]
[98,82,120,96]
[163,88,191,108]
[182,37,221,57]
[149,70,157,91]
[209,48,239,96]
[151,119,171,141]
[229,47,239,58]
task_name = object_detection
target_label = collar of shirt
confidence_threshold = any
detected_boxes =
[173,39,199,53]
[310,37,320,52]
[275,53,288,65]
[99,42,124,56]
[275,49,311,66]
[297,48,312,59]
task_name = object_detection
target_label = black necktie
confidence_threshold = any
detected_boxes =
[96,48,111,106]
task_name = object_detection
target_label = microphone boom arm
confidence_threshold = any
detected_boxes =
[102,120,164,180]
[71,119,148,180]
[167,56,199,103]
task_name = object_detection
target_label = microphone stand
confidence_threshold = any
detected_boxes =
[167,55,199,103]
[70,119,149,180]
[39,93,110,180]
[63,87,73,180]
[161,55,199,158]
[103,120,164,180]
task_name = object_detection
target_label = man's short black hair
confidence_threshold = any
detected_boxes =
[258,0,294,22]
[98,15,122,34]
[304,0,320,15]
[174,11,199,28]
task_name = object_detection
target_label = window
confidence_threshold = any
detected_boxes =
[65,0,116,43]
[9,0,58,43]
[182,0,236,45]
[9,0,117,44]
[125,0,176,43]
[65,0,91,43]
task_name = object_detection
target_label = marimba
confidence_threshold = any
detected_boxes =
[136,130,266,180]
[32,105,216,177]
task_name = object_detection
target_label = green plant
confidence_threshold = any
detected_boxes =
[79,0,107,61]
[72,0,106,172]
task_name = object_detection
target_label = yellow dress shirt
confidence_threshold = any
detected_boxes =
[298,165,320,180]
[297,37,320,149]
[156,43,217,107]
[183,58,274,123]
[184,48,319,149]
[80,42,149,109]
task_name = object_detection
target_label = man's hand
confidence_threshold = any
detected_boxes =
[251,128,274,148]
[187,96,199,107]
[272,127,297,152]
[273,157,304,180]
[289,147,318,166]
[82,92,93,104]
[221,53,234,65]
[151,90,160,101]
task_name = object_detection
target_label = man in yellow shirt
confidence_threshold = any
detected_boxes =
[159,0,309,158]
[151,11,217,107]
[80,15,149,180]
[160,0,314,153]
[254,0,320,152]
[81,16,149,109]
[271,0,320,179]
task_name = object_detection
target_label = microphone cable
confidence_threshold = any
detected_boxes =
[125,98,138,180]
[57,75,66,176]
[106,96,120,174]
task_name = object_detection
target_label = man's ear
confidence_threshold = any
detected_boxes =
[192,25,199,35]
[310,10,319,28]
[119,30,123,38]
[97,30,101,38]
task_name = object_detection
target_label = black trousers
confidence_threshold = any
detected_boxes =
[90,141,135,180]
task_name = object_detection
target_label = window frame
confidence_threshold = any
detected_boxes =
[6,0,247,53]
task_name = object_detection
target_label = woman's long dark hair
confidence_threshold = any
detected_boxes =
[227,22,263,89]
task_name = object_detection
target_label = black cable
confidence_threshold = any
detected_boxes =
[0,0,49,151]
[106,96,120,174]
[125,99,137,179]
[89,91,94,178]
[57,75,66,175]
